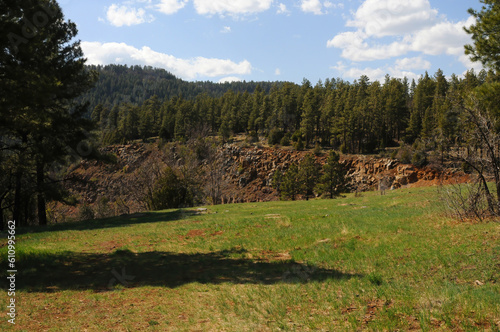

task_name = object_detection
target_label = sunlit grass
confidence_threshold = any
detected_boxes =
[1,187,499,331]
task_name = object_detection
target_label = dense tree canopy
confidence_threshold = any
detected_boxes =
[92,67,495,158]
[0,0,96,226]
[465,0,500,72]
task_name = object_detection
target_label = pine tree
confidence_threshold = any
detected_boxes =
[299,154,319,200]
[317,151,347,199]
[1,0,97,225]
[281,163,300,201]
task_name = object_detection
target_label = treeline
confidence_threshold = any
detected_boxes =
[79,64,278,111]
[92,68,499,154]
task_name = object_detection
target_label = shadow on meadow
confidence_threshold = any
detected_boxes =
[15,248,362,292]
[16,210,189,235]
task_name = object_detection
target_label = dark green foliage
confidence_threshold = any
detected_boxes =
[272,170,284,195]
[147,167,192,211]
[465,0,500,72]
[1,0,97,226]
[295,138,305,151]
[281,164,300,201]
[87,65,493,165]
[268,128,284,145]
[79,64,278,112]
[316,151,348,199]
[299,154,320,200]
[280,133,291,146]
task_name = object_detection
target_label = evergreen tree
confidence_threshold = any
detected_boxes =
[299,154,319,200]
[317,151,348,199]
[281,163,300,201]
[465,0,500,72]
[1,0,97,225]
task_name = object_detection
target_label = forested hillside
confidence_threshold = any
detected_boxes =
[92,68,498,155]
[79,64,278,111]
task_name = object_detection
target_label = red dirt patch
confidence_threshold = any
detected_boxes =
[186,229,206,238]
[362,299,392,326]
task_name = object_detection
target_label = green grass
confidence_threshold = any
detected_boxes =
[1,187,499,331]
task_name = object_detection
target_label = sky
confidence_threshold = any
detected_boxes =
[58,0,485,84]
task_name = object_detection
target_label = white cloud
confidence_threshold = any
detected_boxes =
[221,26,232,33]
[301,1,345,15]
[411,18,475,56]
[218,76,243,83]
[458,54,484,73]
[277,3,290,15]
[156,0,188,14]
[193,0,273,16]
[347,0,438,37]
[332,60,421,82]
[395,57,431,71]
[327,31,410,61]
[328,0,477,66]
[106,4,153,27]
[275,68,281,75]
[301,0,324,15]
[81,41,252,80]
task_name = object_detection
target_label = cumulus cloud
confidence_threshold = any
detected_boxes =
[156,0,188,14]
[277,3,290,15]
[332,60,421,82]
[327,0,477,68]
[218,76,243,83]
[347,0,438,37]
[106,4,153,27]
[395,57,431,71]
[221,26,232,33]
[81,41,252,80]
[193,0,273,16]
[301,0,344,15]
[301,0,324,15]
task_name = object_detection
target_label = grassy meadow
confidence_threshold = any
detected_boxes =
[1,186,499,331]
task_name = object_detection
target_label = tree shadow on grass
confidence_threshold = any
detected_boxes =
[16,209,195,235]
[13,248,362,292]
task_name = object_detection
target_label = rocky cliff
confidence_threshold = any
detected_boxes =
[50,142,470,222]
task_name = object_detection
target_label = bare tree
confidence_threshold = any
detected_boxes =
[445,88,500,221]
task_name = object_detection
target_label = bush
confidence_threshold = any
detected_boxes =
[313,142,322,155]
[291,130,303,143]
[295,138,304,151]
[248,131,259,143]
[411,151,427,167]
[390,149,398,160]
[340,143,348,154]
[148,167,193,210]
[280,133,291,146]
[268,128,283,145]
[400,148,411,164]
[78,202,94,221]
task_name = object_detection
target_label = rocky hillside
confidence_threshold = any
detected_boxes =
[50,142,470,222]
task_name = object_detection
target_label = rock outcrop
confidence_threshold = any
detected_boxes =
[52,142,470,221]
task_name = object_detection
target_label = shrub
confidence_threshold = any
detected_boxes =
[411,151,427,167]
[247,131,259,143]
[280,133,291,146]
[400,148,411,164]
[340,143,348,154]
[147,167,193,210]
[295,138,304,151]
[291,130,303,142]
[78,202,94,221]
[268,128,283,145]
[313,142,322,155]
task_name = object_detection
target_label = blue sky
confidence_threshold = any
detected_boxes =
[58,0,483,84]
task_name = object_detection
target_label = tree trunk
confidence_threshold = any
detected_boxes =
[13,168,22,226]
[37,160,47,226]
